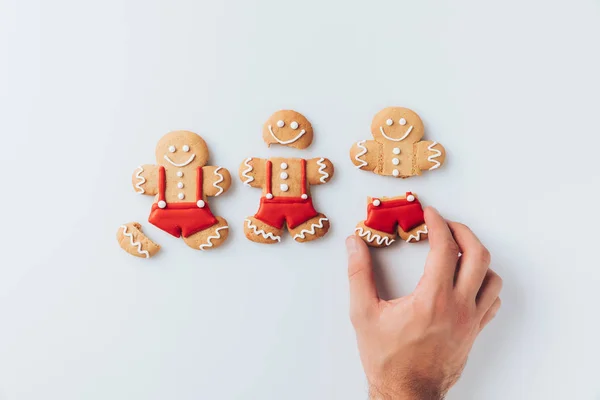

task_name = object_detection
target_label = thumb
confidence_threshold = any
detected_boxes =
[346,235,379,322]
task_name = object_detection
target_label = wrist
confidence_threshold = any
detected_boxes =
[368,379,444,400]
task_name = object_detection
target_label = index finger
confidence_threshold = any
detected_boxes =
[419,207,460,288]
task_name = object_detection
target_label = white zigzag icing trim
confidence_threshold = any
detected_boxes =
[199,225,229,250]
[316,158,329,183]
[293,217,328,240]
[427,142,442,170]
[242,158,254,186]
[355,227,395,246]
[213,167,225,196]
[120,225,149,258]
[406,225,428,242]
[354,140,368,168]
[245,219,281,242]
[134,166,146,194]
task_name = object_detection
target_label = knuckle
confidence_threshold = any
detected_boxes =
[476,246,491,265]
[349,306,372,326]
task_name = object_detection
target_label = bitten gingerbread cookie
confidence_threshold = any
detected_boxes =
[239,157,333,243]
[130,130,231,251]
[262,110,314,149]
[117,222,161,258]
[350,107,446,178]
[355,192,428,248]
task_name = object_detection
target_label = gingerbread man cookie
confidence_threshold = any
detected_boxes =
[350,107,446,178]
[262,110,314,149]
[355,192,428,248]
[239,157,333,243]
[126,130,231,252]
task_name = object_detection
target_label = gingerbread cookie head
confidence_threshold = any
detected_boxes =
[155,130,209,169]
[371,107,424,144]
[262,110,314,149]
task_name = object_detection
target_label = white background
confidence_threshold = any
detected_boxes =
[1,0,599,399]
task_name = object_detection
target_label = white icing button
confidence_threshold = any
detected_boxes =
[182,145,190,152]
[392,158,400,165]
[399,118,407,126]
[407,195,415,202]
[158,200,167,209]
[290,121,299,130]
[280,172,288,179]
[177,171,183,177]
[177,182,184,189]
[373,199,381,207]
[301,194,308,200]
[197,200,205,208]
[386,119,393,126]
[178,193,185,200]
[392,147,401,155]
[277,120,285,128]
[266,193,274,199]
[392,169,400,177]
[168,145,176,153]
[280,162,288,170]
[280,184,289,192]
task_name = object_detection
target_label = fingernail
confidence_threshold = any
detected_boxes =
[346,236,358,255]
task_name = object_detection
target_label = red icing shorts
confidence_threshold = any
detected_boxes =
[254,197,318,229]
[149,202,218,238]
[364,196,425,234]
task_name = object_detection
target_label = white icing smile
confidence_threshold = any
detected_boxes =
[379,125,413,142]
[268,125,306,145]
[163,153,196,167]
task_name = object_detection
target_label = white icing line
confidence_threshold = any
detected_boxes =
[268,125,306,145]
[293,218,328,240]
[406,225,428,242]
[134,166,146,194]
[355,227,395,246]
[212,167,225,196]
[316,158,329,183]
[354,140,368,168]
[242,157,254,186]
[427,141,442,170]
[163,153,196,167]
[245,219,281,242]
[120,225,150,258]
[199,225,229,250]
[379,125,413,142]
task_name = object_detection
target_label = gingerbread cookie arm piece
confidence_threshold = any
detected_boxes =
[349,139,379,171]
[306,157,334,185]
[202,166,232,197]
[415,140,446,172]
[132,164,159,195]
[238,157,266,188]
[117,222,161,258]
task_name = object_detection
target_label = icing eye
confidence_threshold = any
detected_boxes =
[277,120,285,128]
[182,145,190,152]
[290,121,299,130]
[399,118,407,126]
[386,119,393,126]
[169,145,176,153]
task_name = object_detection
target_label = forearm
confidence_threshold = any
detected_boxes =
[369,379,443,400]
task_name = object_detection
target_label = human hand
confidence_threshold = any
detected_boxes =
[346,207,502,400]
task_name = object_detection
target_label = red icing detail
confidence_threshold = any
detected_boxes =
[254,197,318,229]
[265,160,273,194]
[149,166,217,237]
[149,203,218,238]
[300,159,307,195]
[364,192,425,234]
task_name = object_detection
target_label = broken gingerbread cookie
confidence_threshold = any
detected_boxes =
[355,192,428,248]
[350,107,446,178]
[239,157,333,243]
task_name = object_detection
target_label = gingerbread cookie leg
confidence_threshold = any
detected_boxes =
[182,217,229,251]
[290,213,330,243]
[117,222,161,258]
[398,223,429,244]
[354,221,396,248]
[244,216,283,244]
